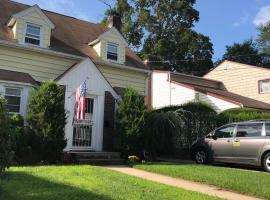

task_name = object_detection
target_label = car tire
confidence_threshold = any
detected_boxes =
[262,153,270,173]
[194,148,209,164]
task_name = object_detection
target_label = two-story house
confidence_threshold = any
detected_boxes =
[0,0,150,152]
[204,60,270,105]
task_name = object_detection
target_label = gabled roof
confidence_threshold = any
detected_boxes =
[0,0,148,71]
[7,4,55,28]
[170,71,270,111]
[0,68,37,86]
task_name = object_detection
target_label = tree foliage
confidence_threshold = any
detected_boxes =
[26,80,67,163]
[221,39,263,66]
[116,87,147,154]
[0,97,13,176]
[102,0,213,76]
[257,23,270,54]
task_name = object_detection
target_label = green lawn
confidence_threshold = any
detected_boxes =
[134,163,270,200]
[0,165,221,200]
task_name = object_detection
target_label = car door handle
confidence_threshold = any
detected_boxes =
[234,139,240,142]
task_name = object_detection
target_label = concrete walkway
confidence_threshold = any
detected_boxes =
[106,166,263,200]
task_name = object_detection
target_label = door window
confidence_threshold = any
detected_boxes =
[265,123,270,136]
[236,123,263,137]
[215,125,235,138]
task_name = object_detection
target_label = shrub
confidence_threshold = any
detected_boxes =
[217,108,270,126]
[116,87,147,155]
[26,80,67,163]
[0,97,13,176]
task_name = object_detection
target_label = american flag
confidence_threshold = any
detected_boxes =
[75,80,87,120]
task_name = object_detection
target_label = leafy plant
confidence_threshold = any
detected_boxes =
[116,87,147,155]
[0,97,13,176]
[26,80,67,163]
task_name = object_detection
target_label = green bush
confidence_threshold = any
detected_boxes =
[116,87,147,156]
[0,97,13,176]
[146,101,217,156]
[26,80,67,163]
[217,108,270,126]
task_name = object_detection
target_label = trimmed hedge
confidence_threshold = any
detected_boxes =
[217,108,270,126]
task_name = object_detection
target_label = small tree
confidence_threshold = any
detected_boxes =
[26,80,66,163]
[116,87,147,155]
[0,97,13,176]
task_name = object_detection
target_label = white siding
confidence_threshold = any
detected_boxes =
[151,71,240,112]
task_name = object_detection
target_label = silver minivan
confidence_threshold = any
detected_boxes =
[190,120,270,172]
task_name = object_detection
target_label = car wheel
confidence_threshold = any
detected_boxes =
[194,148,208,164]
[262,153,270,173]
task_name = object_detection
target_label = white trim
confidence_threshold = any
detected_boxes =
[7,5,55,29]
[0,80,37,88]
[89,27,128,47]
[0,39,84,60]
[23,22,43,47]
[93,59,151,74]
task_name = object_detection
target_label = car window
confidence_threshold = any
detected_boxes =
[236,123,263,137]
[215,125,235,138]
[266,123,270,136]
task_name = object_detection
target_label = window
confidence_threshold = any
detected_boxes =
[5,87,21,113]
[259,79,270,93]
[215,125,235,138]
[236,123,263,137]
[25,23,41,46]
[266,123,270,136]
[107,43,118,61]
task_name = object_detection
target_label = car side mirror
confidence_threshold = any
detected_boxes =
[212,134,217,140]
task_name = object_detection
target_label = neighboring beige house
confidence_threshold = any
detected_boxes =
[204,60,270,105]
[0,0,150,152]
[150,70,270,113]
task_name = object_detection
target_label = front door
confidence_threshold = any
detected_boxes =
[72,97,95,148]
[209,125,235,162]
[232,123,265,165]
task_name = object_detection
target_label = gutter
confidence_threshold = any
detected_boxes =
[93,59,151,74]
[0,39,84,60]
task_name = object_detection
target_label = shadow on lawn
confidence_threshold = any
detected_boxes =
[0,172,113,200]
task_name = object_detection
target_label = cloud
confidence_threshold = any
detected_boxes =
[233,12,249,27]
[253,5,270,26]
[17,0,90,21]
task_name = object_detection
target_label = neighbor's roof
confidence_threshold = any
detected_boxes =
[0,68,37,85]
[170,72,270,111]
[0,0,148,70]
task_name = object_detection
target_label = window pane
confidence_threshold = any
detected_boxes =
[266,123,270,136]
[5,96,20,105]
[7,105,20,113]
[5,88,21,96]
[107,53,118,61]
[86,98,94,114]
[215,125,234,138]
[25,37,40,45]
[236,123,263,137]
[26,24,40,36]
[108,44,117,53]
[260,80,270,93]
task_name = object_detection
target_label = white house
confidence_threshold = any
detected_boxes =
[150,71,270,113]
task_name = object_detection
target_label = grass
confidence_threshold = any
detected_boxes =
[0,165,221,200]
[134,162,270,200]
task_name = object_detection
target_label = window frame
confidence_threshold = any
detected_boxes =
[4,87,22,114]
[258,79,270,94]
[106,42,119,62]
[24,22,42,47]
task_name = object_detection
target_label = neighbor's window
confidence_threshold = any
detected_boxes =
[107,43,118,61]
[259,79,270,94]
[25,23,41,46]
[5,87,21,113]
[236,123,263,137]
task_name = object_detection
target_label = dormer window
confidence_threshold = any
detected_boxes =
[25,23,41,46]
[107,43,118,61]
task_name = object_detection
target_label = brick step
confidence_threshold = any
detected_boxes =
[77,158,126,165]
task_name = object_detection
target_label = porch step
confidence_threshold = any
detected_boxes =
[76,158,125,165]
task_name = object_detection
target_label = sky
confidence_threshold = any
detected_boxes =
[15,0,270,61]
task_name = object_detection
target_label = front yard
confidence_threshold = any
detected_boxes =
[0,165,221,200]
[134,163,270,200]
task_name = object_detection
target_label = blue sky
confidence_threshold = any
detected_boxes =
[16,0,270,60]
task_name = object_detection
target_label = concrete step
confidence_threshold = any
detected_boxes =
[77,158,126,165]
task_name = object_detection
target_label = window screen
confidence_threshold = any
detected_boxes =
[107,43,118,61]
[25,24,41,46]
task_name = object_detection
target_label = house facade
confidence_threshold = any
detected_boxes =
[151,71,270,113]
[0,0,149,152]
[204,60,270,105]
